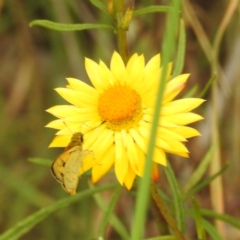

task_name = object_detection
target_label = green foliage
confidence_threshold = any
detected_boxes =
[133,5,171,16]
[93,184,130,240]
[164,162,185,233]
[1,1,239,240]
[131,1,182,239]
[30,20,115,31]
[192,198,206,240]
[172,19,186,77]
[0,183,117,240]
[89,0,109,14]
[28,158,52,167]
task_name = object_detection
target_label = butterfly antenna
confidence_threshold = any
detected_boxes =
[84,121,106,134]
[62,121,74,134]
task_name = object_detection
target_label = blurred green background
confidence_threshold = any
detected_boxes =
[0,0,240,239]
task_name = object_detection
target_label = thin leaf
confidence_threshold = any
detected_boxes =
[183,85,198,98]
[183,144,216,195]
[184,163,229,200]
[187,208,240,232]
[156,186,173,204]
[164,162,185,233]
[173,19,186,77]
[29,20,115,32]
[90,0,109,14]
[28,157,52,167]
[0,183,117,240]
[198,74,216,98]
[133,6,171,17]
[201,209,240,229]
[92,185,130,240]
[97,186,123,239]
[192,198,206,240]
[187,210,223,240]
[130,1,182,238]
[202,220,224,240]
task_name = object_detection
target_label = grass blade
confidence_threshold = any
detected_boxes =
[173,19,186,77]
[0,183,117,240]
[183,144,215,195]
[164,162,185,233]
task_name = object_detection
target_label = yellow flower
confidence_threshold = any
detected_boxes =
[46,52,204,189]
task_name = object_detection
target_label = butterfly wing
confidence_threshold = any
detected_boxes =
[51,146,92,195]
[63,147,84,195]
[51,149,72,184]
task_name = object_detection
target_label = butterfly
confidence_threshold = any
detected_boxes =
[51,132,92,195]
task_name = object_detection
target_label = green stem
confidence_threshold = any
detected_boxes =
[113,0,129,63]
[130,1,181,239]
[116,28,128,64]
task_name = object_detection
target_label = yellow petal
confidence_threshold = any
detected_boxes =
[110,52,126,83]
[115,146,128,185]
[46,106,98,123]
[140,70,160,97]
[164,74,189,103]
[134,144,146,176]
[162,113,203,125]
[138,125,150,139]
[59,114,101,125]
[126,53,139,71]
[161,105,191,115]
[66,78,98,97]
[127,55,145,87]
[141,112,178,128]
[114,132,128,183]
[145,54,161,74]
[99,61,115,86]
[141,113,153,123]
[49,135,71,147]
[159,63,173,83]
[92,145,115,183]
[85,127,113,159]
[85,58,106,93]
[163,98,205,114]
[129,128,148,153]
[125,133,141,175]
[114,131,123,160]
[55,123,86,135]
[46,105,79,118]
[153,148,167,166]
[79,152,95,175]
[159,118,178,128]
[45,119,66,129]
[123,165,136,190]
[165,149,189,158]
[55,88,97,107]
[157,127,187,142]
[161,140,189,153]
[155,137,170,149]
[173,126,201,138]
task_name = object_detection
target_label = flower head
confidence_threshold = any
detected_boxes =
[46,52,204,189]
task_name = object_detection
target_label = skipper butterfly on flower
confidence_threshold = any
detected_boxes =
[51,131,92,195]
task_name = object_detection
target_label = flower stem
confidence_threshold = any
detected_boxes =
[116,28,128,64]
[150,181,186,240]
[113,0,129,63]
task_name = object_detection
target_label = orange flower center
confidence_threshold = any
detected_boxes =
[98,85,142,130]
